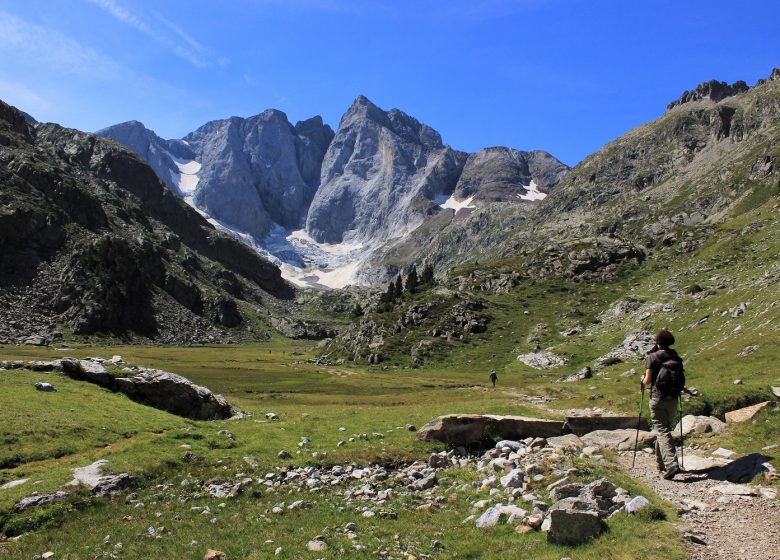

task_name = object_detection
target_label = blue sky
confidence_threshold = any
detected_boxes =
[1,0,777,165]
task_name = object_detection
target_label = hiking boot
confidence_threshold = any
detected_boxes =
[662,465,679,480]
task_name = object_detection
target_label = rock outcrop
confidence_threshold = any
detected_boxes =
[60,359,233,420]
[667,79,750,111]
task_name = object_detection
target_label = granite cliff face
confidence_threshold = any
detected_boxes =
[184,111,334,239]
[305,96,469,244]
[99,111,334,242]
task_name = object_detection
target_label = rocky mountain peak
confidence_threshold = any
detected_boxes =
[667,79,750,111]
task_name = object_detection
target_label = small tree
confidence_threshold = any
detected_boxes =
[420,263,434,285]
[405,266,419,293]
[393,275,404,299]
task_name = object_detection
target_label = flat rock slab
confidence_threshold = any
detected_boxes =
[546,434,584,449]
[725,401,773,423]
[547,509,604,546]
[565,415,648,435]
[680,455,730,473]
[69,460,110,488]
[581,429,655,450]
[417,414,564,445]
[1,478,29,490]
[710,482,758,496]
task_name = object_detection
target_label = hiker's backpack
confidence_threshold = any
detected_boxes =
[654,357,685,398]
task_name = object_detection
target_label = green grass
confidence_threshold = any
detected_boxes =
[0,339,690,558]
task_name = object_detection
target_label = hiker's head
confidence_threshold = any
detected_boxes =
[655,329,675,349]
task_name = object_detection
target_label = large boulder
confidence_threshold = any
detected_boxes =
[547,508,605,546]
[113,368,234,420]
[416,414,564,446]
[673,415,726,437]
[60,360,233,420]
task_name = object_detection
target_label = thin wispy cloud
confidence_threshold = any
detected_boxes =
[0,11,121,78]
[86,0,227,68]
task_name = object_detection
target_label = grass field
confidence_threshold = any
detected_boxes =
[0,338,692,560]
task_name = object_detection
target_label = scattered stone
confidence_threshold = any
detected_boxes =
[625,496,650,514]
[725,402,773,423]
[771,386,780,398]
[475,507,502,528]
[405,423,417,431]
[560,367,591,383]
[266,412,279,421]
[34,382,56,392]
[277,450,292,459]
[203,550,226,560]
[243,457,259,470]
[709,453,773,483]
[307,539,327,552]
[737,345,759,357]
[546,434,583,450]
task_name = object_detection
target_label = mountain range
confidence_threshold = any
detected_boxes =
[1,67,777,343]
[97,96,568,287]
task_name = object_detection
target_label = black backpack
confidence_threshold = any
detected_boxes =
[654,356,685,398]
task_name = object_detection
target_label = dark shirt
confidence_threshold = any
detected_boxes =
[644,348,682,390]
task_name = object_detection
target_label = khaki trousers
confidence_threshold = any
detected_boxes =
[649,393,679,472]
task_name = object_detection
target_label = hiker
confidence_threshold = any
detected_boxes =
[489,370,497,388]
[642,329,684,480]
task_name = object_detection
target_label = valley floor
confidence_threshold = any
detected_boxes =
[0,340,776,559]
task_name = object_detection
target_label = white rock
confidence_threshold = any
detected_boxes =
[625,495,650,514]
[475,507,502,528]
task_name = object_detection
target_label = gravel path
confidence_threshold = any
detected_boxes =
[619,451,780,560]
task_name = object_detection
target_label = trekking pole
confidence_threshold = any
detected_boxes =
[678,394,684,471]
[631,381,646,468]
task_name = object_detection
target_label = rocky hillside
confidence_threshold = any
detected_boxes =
[325,68,780,369]
[373,68,780,282]
[0,99,296,344]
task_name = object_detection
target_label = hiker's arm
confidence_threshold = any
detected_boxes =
[642,368,652,386]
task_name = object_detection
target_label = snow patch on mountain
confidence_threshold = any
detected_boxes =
[518,180,546,201]
[164,151,201,196]
[436,194,476,213]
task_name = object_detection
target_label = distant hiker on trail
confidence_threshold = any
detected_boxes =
[489,370,497,388]
[643,329,685,480]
